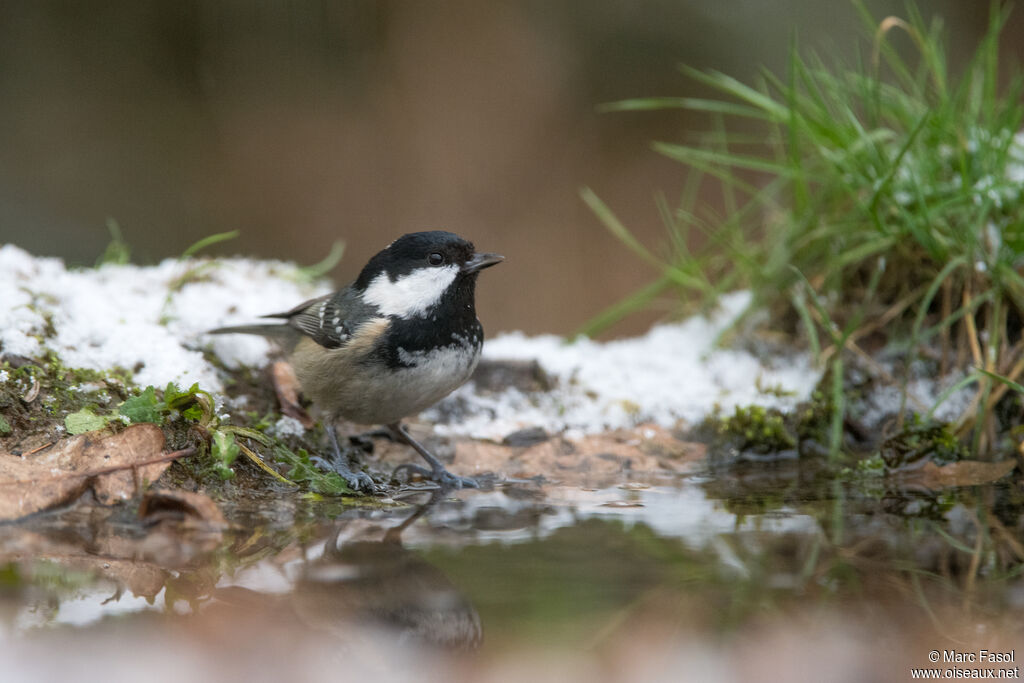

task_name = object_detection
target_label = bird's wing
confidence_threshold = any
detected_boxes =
[264,290,369,350]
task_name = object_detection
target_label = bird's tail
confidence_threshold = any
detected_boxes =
[207,323,293,339]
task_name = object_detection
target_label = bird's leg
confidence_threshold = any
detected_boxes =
[382,485,451,544]
[348,427,395,453]
[389,422,478,489]
[310,424,378,493]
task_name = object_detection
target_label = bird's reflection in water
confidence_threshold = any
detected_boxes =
[289,486,482,652]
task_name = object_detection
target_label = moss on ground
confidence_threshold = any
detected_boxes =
[0,353,363,499]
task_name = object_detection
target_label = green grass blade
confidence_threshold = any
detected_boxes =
[581,187,662,267]
[598,98,767,120]
[833,235,896,268]
[866,110,930,215]
[180,230,241,260]
[976,367,1024,395]
[926,372,980,419]
[653,143,796,177]
[680,66,790,121]
[298,240,346,280]
[96,218,131,266]
[791,286,821,360]
[574,276,673,339]
[909,256,966,346]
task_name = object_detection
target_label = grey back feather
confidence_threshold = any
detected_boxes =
[210,286,379,352]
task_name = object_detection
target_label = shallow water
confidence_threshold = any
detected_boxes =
[1,465,1022,682]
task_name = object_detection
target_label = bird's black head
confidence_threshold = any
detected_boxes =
[354,231,503,319]
[355,231,472,286]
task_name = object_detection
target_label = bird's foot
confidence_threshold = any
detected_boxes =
[393,463,479,490]
[311,455,379,494]
[316,424,384,494]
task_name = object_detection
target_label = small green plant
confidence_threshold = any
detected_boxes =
[60,381,355,493]
[179,230,241,260]
[295,240,346,282]
[852,452,886,476]
[585,2,1024,456]
[718,405,797,452]
[708,392,834,459]
[95,218,131,266]
[210,430,240,480]
[272,444,352,496]
[63,407,109,435]
[877,417,966,468]
[64,382,216,435]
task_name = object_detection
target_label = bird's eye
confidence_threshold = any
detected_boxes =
[427,252,445,266]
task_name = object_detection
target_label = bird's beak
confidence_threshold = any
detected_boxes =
[462,252,504,273]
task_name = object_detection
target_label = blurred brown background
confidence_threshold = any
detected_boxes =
[0,1,1013,335]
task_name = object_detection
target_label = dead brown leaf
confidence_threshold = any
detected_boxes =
[139,489,228,529]
[21,377,40,403]
[903,459,1017,490]
[452,424,706,487]
[272,360,313,428]
[0,424,193,521]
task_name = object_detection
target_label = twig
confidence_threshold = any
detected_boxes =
[23,442,55,456]
[940,279,952,377]
[236,442,297,487]
[962,509,984,612]
[962,289,983,368]
[0,447,196,486]
[988,514,1024,562]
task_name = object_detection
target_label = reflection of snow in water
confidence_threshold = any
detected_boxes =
[0,482,820,636]
[403,483,820,551]
[15,586,165,633]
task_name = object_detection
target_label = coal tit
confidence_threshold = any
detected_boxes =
[210,231,503,491]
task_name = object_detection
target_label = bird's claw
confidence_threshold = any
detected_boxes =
[393,463,479,490]
[311,455,379,494]
[343,470,380,494]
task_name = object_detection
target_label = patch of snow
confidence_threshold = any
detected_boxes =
[11,245,973,440]
[270,416,307,439]
[855,370,975,430]
[430,292,823,438]
[1008,131,1024,183]
[0,244,330,392]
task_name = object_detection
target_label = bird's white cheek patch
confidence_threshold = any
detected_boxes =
[363,265,458,317]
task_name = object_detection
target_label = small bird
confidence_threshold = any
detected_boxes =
[210,231,503,491]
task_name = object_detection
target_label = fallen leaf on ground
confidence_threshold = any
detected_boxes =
[0,424,192,521]
[452,424,706,487]
[902,459,1017,490]
[139,489,228,529]
[272,360,313,428]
